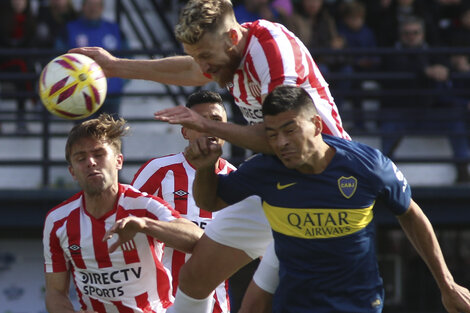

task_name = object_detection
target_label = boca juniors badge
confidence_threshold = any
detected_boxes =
[338,176,357,199]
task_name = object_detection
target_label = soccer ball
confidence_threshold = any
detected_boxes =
[39,53,107,120]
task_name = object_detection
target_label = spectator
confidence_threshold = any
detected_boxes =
[233,0,280,23]
[447,5,470,74]
[367,0,438,47]
[0,0,37,134]
[380,16,470,183]
[35,0,78,49]
[56,0,126,118]
[272,0,293,22]
[337,0,379,130]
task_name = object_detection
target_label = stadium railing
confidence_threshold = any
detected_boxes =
[1,47,470,186]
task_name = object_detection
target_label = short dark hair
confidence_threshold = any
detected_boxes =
[262,85,315,116]
[186,90,226,111]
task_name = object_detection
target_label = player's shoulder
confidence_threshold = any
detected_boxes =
[140,153,184,170]
[325,135,389,176]
[45,190,83,221]
[246,19,288,41]
[238,153,280,172]
[327,135,384,161]
[133,153,184,180]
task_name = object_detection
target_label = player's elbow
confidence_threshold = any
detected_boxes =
[194,196,226,212]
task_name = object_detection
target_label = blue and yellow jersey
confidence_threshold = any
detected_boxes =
[217,135,411,313]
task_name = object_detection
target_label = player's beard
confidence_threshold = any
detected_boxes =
[214,50,242,88]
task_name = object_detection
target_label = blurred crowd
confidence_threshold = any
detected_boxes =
[0,0,470,181]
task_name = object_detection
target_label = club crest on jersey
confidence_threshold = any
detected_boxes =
[338,176,357,199]
[248,81,261,98]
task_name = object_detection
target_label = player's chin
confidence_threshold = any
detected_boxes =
[279,157,299,169]
[213,73,233,88]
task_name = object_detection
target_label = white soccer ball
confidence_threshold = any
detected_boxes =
[39,53,107,120]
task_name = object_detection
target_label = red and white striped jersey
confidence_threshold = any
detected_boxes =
[132,152,234,313]
[43,184,180,313]
[228,19,350,140]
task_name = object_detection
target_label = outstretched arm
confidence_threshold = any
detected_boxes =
[398,199,470,313]
[69,47,211,86]
[154,106,273,154]
[104,216,203,254]
[184,137,230,212]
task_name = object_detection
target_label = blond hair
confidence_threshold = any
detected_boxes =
[65,113,129,163]
[175,0,234,44]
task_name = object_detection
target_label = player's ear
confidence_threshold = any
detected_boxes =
[313,115,323,135]
[181,127,189,140]
[227,28,239,47]
[116,153,123,170]
[68,165,77,181]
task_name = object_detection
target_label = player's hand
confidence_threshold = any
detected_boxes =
[184,137,222,169]
[68,47,118,78]
[103,216,146,253]
[441,282,470,313]
[154,106,209,132]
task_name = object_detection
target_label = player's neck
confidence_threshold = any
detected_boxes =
[299,142,335,175]
[84,185,119,219]
[237,26,249,54]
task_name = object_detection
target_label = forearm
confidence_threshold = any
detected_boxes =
[112,56,210,86]
[205,122,273,154]
[398,200,454,291]
[46,290,77,313]
[142,217,203,253]
[193,166,227,212]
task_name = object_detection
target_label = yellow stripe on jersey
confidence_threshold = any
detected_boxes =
[262,202,375,239]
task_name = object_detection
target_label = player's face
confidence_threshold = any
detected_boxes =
[183,102,227,146]
[68,137,123,196]
[184,32,241,87]
[264,109,319,172]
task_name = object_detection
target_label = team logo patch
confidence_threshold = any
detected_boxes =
[69,244,81,254]
[338,176,357,199]
[174,189,188,197]
[276,182,297,190]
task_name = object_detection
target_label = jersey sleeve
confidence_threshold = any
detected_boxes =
[376,156,411,215]
[43,216,69,273]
